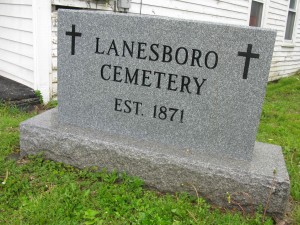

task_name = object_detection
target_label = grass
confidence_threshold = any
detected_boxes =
[256,73,300,223]
[257,74,300,200]
[0,74,299,224]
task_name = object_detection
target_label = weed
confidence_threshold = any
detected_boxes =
[34,90,43,104]
[262,169,277,223]
[44,100,58,109]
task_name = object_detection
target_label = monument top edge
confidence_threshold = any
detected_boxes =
[58,9,277,35]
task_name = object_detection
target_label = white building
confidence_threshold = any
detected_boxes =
[0,0,299,102]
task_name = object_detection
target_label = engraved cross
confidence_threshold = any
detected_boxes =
[66,24,82,55]
[238,44,260,79]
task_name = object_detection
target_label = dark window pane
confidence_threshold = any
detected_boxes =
[289,0,297,9]
[285,11,296,40]
[249,1,263,27]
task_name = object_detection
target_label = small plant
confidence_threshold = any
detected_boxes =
[34,90,43,104]
[1,169,8,185]
[262,168,277,223]
[44,100,58,109]
[83,209,102,225]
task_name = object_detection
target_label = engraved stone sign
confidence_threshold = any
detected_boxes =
[20,10,290,218]
[58,10,275,160]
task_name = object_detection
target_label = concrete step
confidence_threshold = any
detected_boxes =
[0,75,41,110]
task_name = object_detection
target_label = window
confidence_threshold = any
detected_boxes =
[285,0,297,40]
[249,1,264,27]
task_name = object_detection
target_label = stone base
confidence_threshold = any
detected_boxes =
[20,108,290,219]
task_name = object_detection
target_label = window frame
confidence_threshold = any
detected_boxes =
[284,0,298,44]
[249,0,265,27]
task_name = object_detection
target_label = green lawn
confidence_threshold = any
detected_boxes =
[256,73,300,223]
[0,74,299,224]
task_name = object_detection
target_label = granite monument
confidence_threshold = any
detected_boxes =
[20,10,290,218]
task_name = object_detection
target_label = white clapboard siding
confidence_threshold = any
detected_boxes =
[0,60,34,87]
[0,0,32,4]
[265,0,300,79]
[0,3,32,18]
[0,38,33,58]
[0,49,33,70]
[0,16,32,32]
[130,0,249,25]
[0,0,34,88]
